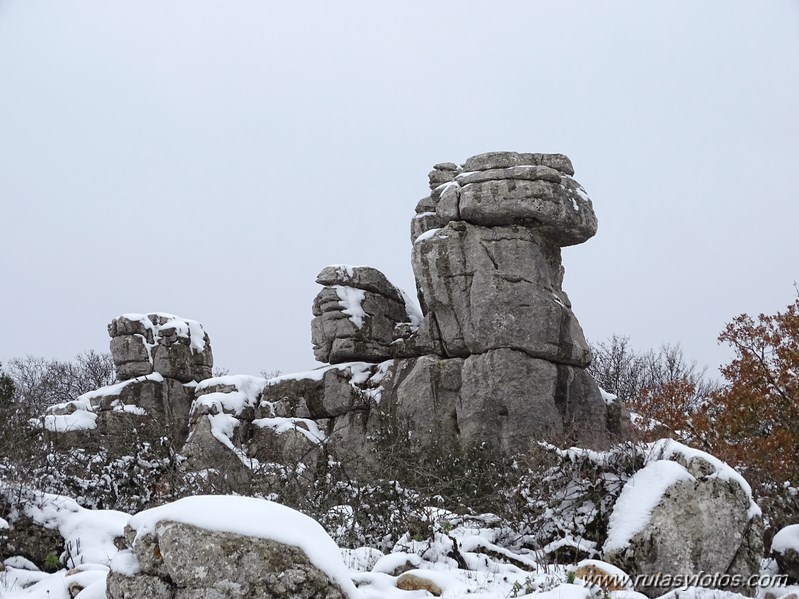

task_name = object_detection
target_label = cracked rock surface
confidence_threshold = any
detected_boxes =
[269,151,629,460]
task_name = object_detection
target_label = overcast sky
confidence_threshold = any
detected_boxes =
[1,1,797,379]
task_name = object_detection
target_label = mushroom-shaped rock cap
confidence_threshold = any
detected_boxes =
[463,151,574,175]
[425,151,597,247]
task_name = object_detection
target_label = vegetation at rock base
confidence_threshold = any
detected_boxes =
[0,292,797,564]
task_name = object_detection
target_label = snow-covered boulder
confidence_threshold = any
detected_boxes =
[772,524,799,582]
[106,495,359,599]
[603,440,763,597]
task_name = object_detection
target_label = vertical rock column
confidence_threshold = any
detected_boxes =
[407,152,611,451]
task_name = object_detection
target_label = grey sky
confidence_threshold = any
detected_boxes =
[1,1,797,379]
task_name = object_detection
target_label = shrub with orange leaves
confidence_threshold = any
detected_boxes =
[704,292,799,488]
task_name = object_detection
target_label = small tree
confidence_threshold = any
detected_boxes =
[702,291,799,487]
[589,337,716,445]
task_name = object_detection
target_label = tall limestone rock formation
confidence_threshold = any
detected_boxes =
[271,151,629,465]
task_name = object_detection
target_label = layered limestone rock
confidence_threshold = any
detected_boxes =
[42,152,626,485]
[267,151,625,458]
[109,312,213,383]
[311,265,423,363]
[412,152,594,364]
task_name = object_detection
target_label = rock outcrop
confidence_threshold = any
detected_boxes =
[266,151,628,461]
[106,495,357,599]
[39,313,214,448]
[603,440,763,597]
[35,152,629,487]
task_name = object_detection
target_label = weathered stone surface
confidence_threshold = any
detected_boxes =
[112,499,351,599]
[554,365,616,447]
[412,221,591,366]
[316,265,404,303]
[573,560,632,592]
[110,335,150,366]
[410,211,442,244]
[250,422,323,474]
[391,355,462,445]
[290,152,622,457]
[462,151,574,175]
[428,168,458,189]
[328,409,374,468]
[772,525,799,582]
[458,350,562,454]
[457,178,597,246]
[311,266,420,364]
[263,365,380,420]
[108,313,213,383]
[604,446,763,598]
[107,571,174,599]
[397,571,443,595]
[456,164,562,186]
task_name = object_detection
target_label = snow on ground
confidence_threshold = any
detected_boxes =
[0,488,129,598]
[0,442,781,599]
[0,565,108,599]
[1,486,785,599]
[603,438,763,555]
[9,490,129,567]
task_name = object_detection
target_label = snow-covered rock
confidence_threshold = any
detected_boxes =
[108,312,213,383]
[0,487,129,576]
[106,495,359,599]
[603,440,763,597]
[311,265,422,364]
[772,524,799,581]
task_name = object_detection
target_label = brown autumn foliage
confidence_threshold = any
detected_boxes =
[621,292,798,487]
[620,292,799,531]
[704,292,799,487]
